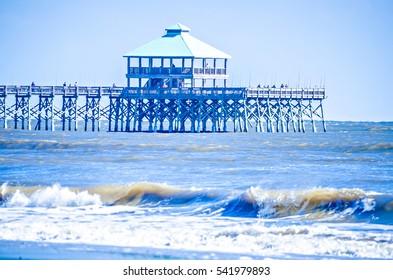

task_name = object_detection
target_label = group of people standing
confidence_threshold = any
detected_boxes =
[63,82,78,87]
[257,83,289,89]
[30,82,118,88]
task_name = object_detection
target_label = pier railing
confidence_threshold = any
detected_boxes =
[247,88,325,99]
[0,85,124,97]
[0,85,325,100]
[128,67,227,76]
[121,87,245,99]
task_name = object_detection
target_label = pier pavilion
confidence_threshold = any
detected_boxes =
[124,23,230,89]
[0,23,326,133]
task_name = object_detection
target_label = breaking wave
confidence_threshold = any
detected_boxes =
[221,187,385,221]
[0,184,101,207]
[1,183,392,224]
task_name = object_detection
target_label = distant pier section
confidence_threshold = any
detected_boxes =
[0,24,326,133]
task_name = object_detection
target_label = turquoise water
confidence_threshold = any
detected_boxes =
[0,121,392,259]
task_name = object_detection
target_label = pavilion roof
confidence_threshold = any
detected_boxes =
[123,23,231,59]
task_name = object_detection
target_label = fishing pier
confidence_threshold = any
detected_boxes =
[0,24,326,133]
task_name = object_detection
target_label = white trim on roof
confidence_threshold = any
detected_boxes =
[165,23,190,32]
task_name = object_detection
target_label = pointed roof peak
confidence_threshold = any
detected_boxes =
[165,23,190,33]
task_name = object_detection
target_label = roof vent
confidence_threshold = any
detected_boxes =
[165,23,191,35]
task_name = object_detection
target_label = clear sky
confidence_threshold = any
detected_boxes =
[1,0,392,121]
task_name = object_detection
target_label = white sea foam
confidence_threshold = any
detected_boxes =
[6,189,31,207]
[0,207,392,259]
[1,183,7,199]
[3,185,102,208]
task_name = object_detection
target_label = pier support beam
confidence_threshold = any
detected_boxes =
[12,87,31,130]
[61,90,78,131]
[35,92,55,131]
[83,91,101,132]
[0,86,6,129]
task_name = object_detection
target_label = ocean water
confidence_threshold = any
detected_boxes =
[0,121,392,259]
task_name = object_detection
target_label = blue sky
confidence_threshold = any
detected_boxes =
[1,0,392,121]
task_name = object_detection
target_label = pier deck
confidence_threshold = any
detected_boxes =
[0,85,326,132]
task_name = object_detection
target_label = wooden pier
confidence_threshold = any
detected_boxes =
[0,85,326,132]
[0,24,328,133]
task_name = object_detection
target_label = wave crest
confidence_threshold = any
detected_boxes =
[1,184,101,208]
[1,183,392,224]
[219,187,393,223]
